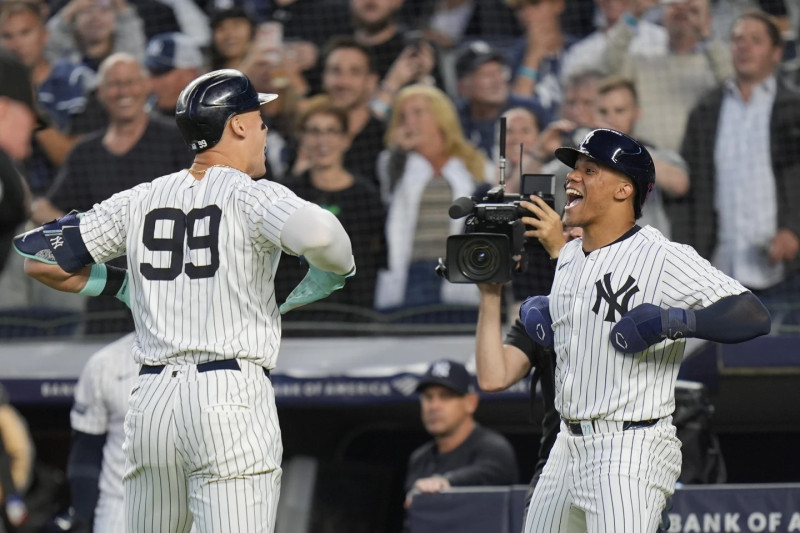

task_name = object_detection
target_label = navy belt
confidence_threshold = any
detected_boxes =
[564,418,660,436]
[139,359,270,378]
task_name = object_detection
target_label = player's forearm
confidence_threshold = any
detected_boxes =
[475,291,511,391]
[24,259,89,293]
[282,205,354,275]
[692,292,771,343]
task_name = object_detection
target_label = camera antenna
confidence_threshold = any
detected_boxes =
[498,116,506,189]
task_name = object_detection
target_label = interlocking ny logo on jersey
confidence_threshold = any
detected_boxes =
[592,273,639,322]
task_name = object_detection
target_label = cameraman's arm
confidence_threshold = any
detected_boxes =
[476,283,532,392]
[520,195,567,259]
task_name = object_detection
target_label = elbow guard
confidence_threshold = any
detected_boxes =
[14,212,94,272]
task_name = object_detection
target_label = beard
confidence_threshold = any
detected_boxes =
[352,12,392,35]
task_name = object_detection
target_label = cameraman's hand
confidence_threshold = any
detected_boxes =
[520,195,566,259]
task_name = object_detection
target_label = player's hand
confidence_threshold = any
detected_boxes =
[279,262,355,314]
[610,304,696,354]
[520,195,566,259]
[520,295,554,347]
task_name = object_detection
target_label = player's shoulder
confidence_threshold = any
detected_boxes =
[638,225,708,262]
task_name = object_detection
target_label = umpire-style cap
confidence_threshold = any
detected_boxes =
[555,128,655,219]
[416,360,471,396]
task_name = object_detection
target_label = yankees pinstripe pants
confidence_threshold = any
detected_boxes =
[123,361,282,533]
[523,417,681,533]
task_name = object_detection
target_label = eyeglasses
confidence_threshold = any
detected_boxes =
[303,128,344,138]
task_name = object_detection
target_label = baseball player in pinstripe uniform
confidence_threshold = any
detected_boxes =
[15,69,355,533]
[519,128,771,532]
[68,333,138,533]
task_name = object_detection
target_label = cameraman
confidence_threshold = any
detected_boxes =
[475,194,578,517]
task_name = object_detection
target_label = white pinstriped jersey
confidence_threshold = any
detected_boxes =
[79,167,309,368]
[71,333,137,502]
[550,225,746,421]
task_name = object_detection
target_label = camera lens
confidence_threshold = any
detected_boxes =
[458,238,501,282]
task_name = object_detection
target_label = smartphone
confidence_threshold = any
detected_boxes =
[404,29,424,52]
[256,22,283,64]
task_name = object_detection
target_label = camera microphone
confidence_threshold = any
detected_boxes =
[449,196,475,219]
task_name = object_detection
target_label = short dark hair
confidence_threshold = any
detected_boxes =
[322,35,378,74]
[734,10,783,49]
[598,76,639,106]
[210,7,255,32]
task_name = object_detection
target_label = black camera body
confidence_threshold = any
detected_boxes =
[437,174,556,284]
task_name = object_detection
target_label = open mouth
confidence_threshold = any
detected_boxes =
[565,187,583,209]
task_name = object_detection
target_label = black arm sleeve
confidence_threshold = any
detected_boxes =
[67,430,106,525]
[692,292,771,343]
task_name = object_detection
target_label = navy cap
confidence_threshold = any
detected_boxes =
[455,40,507,79]
[416,359,471,395]
[145,33,204,76]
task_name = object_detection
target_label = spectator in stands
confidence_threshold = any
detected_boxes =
[352,0,438,121]
[45,0,147,75]
[504,0,577,116]
[376,85,489,309]
[560,0,668,80]
[208,7,254,71]
[403,0,521,50]
[32,53,192,333]
[0,50,34,275]
[144,32,205,117]
[277,96,387,315]
[596,75,689,237]
[492,106,542,193]
[68,333,137,533]
[209,9,314,99]
[455,40,546,160]
[404,359,518,510]
[268,0,352,49]
[317,37,386,187]
[678,10,800,308]
[604,0,733,151]
[0,383,34,531]
[0,1,93,132]
[0,0,94,196]
[533,68,603,171]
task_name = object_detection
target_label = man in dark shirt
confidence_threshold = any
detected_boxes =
[32,53,193,333]
[321,37,386,186]
[404,359,518,510]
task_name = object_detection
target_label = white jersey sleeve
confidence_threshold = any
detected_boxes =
[658,240,747,310]
[240,180,309,253]
[80,183,152,264]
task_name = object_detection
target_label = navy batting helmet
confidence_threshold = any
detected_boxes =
[175,69,277,152]
[554,128,655,219]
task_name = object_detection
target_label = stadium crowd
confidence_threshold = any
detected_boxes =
[0,0,798,334]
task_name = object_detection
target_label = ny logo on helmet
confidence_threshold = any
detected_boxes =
[592,273,639,322]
